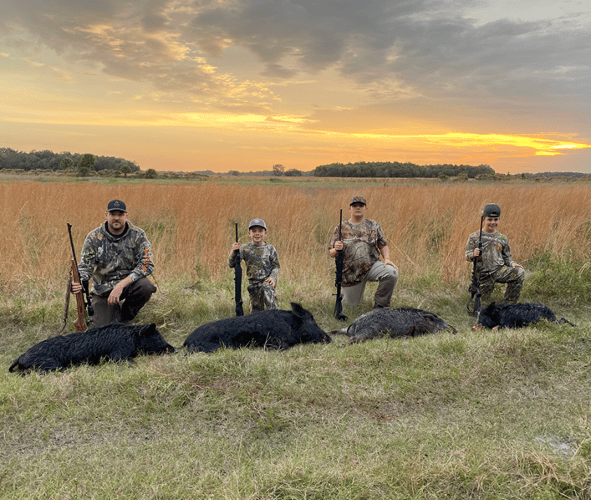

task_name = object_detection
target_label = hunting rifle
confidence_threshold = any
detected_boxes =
[467,216,484,317]
[233,223,244,317]
[67,223,93,332]
[333,209,348,321]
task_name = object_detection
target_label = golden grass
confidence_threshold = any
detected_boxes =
[2,179,591,293]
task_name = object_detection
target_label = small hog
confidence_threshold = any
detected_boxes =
[475,302,576,330]
[184,302,330,353]
[9,323,174,374]
[332,307,457,344]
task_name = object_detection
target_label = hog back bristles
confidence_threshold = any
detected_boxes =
[2,180,591,293]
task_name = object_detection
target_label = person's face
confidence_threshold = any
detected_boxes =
[248,226,267,245]
[105,210,128,234]
[483,216,499,233]
[349,202,366,219]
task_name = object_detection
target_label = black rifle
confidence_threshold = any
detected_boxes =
[333,209,348,321]
[67,223,93,330]
[233,223,244,317]
[467,216,484,317]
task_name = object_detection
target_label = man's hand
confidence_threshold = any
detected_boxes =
[107,277,133,305]
[264,277,276,288]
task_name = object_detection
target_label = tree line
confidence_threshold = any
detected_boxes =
[313,162,495,178]
[0,148,139,175]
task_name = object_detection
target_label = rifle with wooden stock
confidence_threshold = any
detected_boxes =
[67,223,93,332]
[233,222,244,317]
[467,216,484,317]
[333,209,348,321]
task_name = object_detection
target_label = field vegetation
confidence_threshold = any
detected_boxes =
[1,177,590,499]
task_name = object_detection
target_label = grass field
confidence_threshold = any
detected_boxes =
[1,176,590,499]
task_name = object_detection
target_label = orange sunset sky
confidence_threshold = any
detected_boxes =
[1,0,590,174]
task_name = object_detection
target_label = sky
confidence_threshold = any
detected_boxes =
[1,0,590,174]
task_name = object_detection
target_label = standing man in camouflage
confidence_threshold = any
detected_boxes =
[71,199,156,327]
[465,203,525,304]
[229,218,280,312]
[328,196,398,309]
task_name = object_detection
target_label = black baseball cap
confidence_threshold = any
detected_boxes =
[107,200,127,212]
[482,203,501,218]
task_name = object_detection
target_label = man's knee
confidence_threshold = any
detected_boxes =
[133,278,157,298]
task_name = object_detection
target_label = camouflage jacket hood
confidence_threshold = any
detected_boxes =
[78,221,154,295]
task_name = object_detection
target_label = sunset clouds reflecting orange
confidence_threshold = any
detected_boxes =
[1,0,590,173]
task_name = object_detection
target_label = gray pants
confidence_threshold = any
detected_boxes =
[342,260,398,308]
[91,277,157,327]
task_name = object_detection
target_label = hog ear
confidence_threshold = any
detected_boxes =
[140,324,157,336]
[290,302,306,317]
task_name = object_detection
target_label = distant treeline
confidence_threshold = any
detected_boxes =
[313,162,495,178]
[0,148,139,173]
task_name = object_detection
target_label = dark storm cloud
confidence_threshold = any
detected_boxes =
[1,0,590,110]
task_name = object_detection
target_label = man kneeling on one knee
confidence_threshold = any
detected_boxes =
[328,195,398,309]
[71,199,156,327]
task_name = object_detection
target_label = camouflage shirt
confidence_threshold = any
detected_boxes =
[328,219,387,286]
[229,242,280,285]
[465,230,515,275]
[78,221,154,296]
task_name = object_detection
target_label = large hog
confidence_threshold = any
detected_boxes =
[184,303,330,353]
[475,302,576,330]
[9,323,174,374]
[333,307,457,344]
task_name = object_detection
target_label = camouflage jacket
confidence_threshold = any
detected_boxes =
[229,242,280,285]
[465,230,515,275]
[328,219,387,286]
[78,221,154,296]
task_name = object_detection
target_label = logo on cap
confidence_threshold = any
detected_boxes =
[107,200,127,212]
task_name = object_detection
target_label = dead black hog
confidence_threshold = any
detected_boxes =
[476,302,576,330]
[9,323,174,374]
[184,302,331,353]
[332,307,457,344]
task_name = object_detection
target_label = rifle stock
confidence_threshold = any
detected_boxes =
[333,209,348,321]
[71,258,88,332]
[67,223,91,332]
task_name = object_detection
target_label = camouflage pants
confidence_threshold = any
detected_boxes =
[480,266,525,304]
[247,282,279,312]
[91,277,157,327]
[342,260,398,308]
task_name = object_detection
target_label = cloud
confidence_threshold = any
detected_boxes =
[1,0,589,132]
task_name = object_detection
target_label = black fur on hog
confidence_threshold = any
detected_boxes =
[332,307,457,344]
[183,302,330,353]
[9,323,175,374]
[476,302,576,330]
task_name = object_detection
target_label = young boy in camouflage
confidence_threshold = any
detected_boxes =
[229,218,280,312]
[465,203,525,304]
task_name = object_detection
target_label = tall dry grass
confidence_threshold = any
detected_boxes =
[2,179,591,296]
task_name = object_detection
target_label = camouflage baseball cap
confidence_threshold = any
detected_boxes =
[350,195,367,206]
[107,199,127,212]
[482,203,501,217]
[249,218,267,230]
